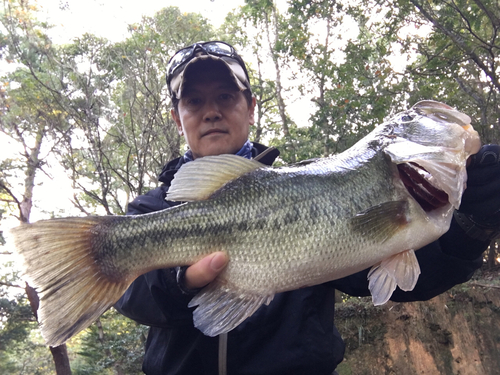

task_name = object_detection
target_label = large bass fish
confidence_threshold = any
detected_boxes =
[11,101,480,347]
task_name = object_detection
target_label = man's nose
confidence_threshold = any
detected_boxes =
[203,101,222,122]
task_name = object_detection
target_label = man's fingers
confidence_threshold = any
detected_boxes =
[468,144,500,168]
[185,252,229,289]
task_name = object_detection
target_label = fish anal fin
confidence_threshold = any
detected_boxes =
[350,201,408,243]
[167,155,264,202]
[188,282,274,337]
[368,249,421,306]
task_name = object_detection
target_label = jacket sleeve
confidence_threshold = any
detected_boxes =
[114,186,195,328]
[332,218,487,301]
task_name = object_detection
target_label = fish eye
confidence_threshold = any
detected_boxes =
[401,115,414,122]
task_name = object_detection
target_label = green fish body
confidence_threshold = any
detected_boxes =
[11,101,481,346]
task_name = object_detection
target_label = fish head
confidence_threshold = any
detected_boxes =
[381,100,481,213]
[387,100,480,153]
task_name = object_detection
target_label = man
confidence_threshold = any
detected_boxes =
[116,41,499,375]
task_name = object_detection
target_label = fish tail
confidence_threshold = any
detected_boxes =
[10,216,131,347]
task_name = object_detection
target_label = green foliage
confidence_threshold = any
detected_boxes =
[399,0,500,142]
[70,309,147,375]
[0,261,46,374]
[1,4,218,216]
[0,336,54,375]
[0,294,33,349]
[286,0,411,156]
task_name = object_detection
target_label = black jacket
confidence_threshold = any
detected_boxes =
[115,143,487,375]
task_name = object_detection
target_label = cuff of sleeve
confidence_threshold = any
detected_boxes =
[440,216,489,261]
[453,211,500,241]
[175,266,202,295]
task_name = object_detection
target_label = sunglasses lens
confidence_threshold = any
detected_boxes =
[204,42,234,56]
[167,47,194,76]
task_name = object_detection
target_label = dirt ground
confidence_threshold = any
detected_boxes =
[336,268,500,375]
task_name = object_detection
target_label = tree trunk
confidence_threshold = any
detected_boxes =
[263,3,296,162]
[20,123,73,375]
[49,345,72,375]
[254,51,265,143]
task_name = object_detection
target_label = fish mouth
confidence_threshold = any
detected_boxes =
[398,162,449,212]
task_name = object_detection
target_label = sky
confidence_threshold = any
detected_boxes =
[37,0,248,43]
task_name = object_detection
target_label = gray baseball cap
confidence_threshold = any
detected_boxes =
[166,41,251,100]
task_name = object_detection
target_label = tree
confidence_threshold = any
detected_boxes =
[71,310,147,375]
[402,0,499,143]
[240,0,300,162]
[285,0,413,158]
[0,3,219,372]
[0,0,74,372]
[53,7,217,215]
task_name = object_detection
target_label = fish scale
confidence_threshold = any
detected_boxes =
[11,100,481,346]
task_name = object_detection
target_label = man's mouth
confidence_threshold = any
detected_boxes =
[203,129,227,136]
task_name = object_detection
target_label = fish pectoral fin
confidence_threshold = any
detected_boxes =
[368,249,421,306]
[350,201,408,243]
[188,282,274,337]
[167,155,264,202]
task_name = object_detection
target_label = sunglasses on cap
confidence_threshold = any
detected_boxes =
[166,41,250,96]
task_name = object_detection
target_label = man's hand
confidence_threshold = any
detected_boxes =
[461,144,500,221]
[454,144,500,241]
[184,252,229,290]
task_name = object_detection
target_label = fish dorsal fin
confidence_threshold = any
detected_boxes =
[350,201,409,243]
[367,249,421,306]
[167,155,264,202]
[188,281,275,337]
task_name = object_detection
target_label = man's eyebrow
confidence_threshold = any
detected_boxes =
[183,83,239,96]
[215,84,239,90]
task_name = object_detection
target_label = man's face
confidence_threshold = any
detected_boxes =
[171,70,255,160]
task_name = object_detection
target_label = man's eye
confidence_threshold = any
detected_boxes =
[187,98,202,105]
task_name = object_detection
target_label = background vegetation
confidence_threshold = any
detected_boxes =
[0,0,498,373]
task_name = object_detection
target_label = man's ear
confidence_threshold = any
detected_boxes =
[248,96,256,125]
[171,108,183,136]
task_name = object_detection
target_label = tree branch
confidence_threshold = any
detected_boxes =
[409,0,500,92]
[469,282,500,290]
[0,180,22,215]
[0,281,23,289]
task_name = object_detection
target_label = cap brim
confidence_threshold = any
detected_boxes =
[170,55,249,99]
